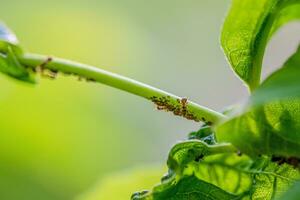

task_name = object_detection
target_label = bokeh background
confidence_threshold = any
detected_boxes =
[0,0,299,199]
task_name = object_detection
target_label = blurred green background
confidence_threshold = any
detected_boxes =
[0,0,299,199]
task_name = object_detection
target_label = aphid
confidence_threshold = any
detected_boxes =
[167,105,175,111]
[173,109,181,116]
[39,57,52,68]
[180,97,188,108]
[186,113,194,120]
[156,105,165,110]
[36,57,53,77]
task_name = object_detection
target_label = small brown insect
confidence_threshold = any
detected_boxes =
[36,57,53,77]
[156,105,165,110]
[39,57,53,68]
[185,113,194,120]
[173,109,181,116]
[180,97,188,108]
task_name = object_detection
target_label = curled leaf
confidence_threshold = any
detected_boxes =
[167,140,236,174]
[279,181,300,200]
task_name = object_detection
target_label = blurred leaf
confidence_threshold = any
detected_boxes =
[77,165,165,200]
[216,44,300,157]
[216,105,300,157]
[221,0,300,90]
[0,24,34,83]
[278,181,300,200]
[0,46,35,83]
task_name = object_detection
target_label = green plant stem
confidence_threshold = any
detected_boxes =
[19,53,226,124]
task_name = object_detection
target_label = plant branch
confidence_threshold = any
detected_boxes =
[19,53,226,124]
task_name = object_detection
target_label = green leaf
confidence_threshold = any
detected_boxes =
[168,140,300,199]
[196,155,299,199]
[216,106,300,157]
[166,140,237,175]
[278,181,300,200]
[134,128,299,200]
[188,125,216,144]
[133,151,299,200]
[131,175,240,200]
[216,45,300,157]
[191,154,253,196]
[155,120,300,200]
[0,46,35,83]
[77,165,166,200]
[270,3,300,35]
[248,158,299,199]
[0,24,34,83]
[221,0,300,90]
